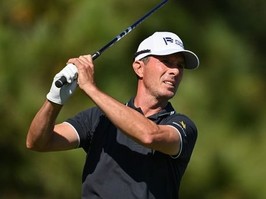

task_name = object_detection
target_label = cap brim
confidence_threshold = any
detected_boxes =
[154,49,200,69]
[134,49,199,69]
[182,50,200,69]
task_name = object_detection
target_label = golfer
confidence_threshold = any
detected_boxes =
[27,31,200,199]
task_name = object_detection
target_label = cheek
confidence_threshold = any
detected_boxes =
[142,61,167,85]
[143,73,156,87]
[145,62,165,77]
[142,70,159,90]
[144,66,163,84]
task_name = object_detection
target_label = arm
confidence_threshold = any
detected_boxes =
[26,64,80,152]
[26,100,79,151]
[85,88,180,155]
[70,55,181,156]
[26,100,79,152]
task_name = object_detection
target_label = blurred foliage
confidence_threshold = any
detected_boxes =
[0,0,265,198]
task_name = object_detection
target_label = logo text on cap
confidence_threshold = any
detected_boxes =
[163,37,184,48]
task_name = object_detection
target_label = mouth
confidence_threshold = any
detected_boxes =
[163,80,175,87]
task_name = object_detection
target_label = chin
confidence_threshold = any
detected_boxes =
[160,93,175,101]
[166,90,176,97]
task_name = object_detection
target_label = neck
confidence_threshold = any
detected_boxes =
[134,94,168,117]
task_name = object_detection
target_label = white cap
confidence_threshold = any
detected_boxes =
[134,32,199,69]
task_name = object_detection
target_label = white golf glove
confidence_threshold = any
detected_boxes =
[47,63,78,105]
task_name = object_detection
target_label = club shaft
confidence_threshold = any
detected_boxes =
[55,0,168,88]
[91,0,168,60]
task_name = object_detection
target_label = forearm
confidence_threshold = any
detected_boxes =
[26,100,62,151]
[84,86,158,145]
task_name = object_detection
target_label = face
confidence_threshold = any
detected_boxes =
[138,53,185,100]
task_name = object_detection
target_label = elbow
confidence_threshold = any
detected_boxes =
[26,132,35,150]
[26,135,33,150]
[26,143,45,152]
[26,137,45,152]
[26,140,31,150]
[141,134,154,145]
[26,140,38,151]
[139,128,158,146]
[26,140,35,150]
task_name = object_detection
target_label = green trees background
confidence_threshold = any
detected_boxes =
[0,0,265,198]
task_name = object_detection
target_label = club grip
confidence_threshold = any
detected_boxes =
[55,76,67,88]
[54,53,99,88]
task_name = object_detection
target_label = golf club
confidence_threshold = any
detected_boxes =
[55,0,168,88]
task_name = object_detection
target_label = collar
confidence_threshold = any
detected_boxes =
[126,98,176,120]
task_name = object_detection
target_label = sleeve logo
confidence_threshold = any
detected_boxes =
[180,121,186,129]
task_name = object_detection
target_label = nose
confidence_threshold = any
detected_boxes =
[169,67,183,77]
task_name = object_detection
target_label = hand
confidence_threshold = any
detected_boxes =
[68,55,95,91]
[47,63,78,105]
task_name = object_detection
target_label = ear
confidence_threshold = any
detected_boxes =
[132,60,144,78]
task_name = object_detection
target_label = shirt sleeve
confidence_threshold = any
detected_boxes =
[168,114,198,160]
[65,107,104,151]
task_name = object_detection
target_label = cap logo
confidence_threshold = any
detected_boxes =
[163,37,184,48]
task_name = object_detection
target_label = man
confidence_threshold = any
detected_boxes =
[26,31,200,199]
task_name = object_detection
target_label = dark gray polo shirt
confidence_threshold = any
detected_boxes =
[66,98,197,199]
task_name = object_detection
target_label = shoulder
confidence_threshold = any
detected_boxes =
[167,113,198,142]
[65,106,105,135]
[167,113,198,161]
[69,106,104,121]
[173,113,197,129]
[165,113,197,130]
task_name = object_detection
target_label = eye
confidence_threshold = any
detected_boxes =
[161,59,185,69]
[161,59,171,65]
[177,63,185,69]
